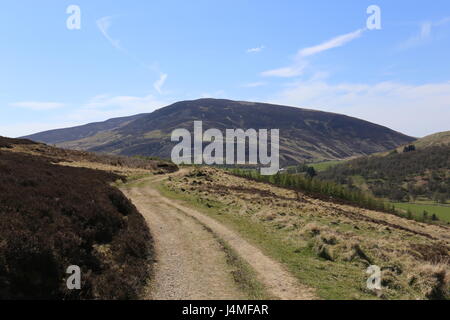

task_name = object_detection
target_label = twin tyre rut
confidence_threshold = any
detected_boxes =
[121,174,316,300]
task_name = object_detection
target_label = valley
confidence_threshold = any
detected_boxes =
[317,135,450,223]
[3,0,450,307]
[0,136,449,300]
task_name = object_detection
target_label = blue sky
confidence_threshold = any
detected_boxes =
[1,0,450,137]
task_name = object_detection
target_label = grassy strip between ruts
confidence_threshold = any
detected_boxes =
[120,175,271,300]
[156,182,386,300]
[216,237,273,300]
[188,215,272,300]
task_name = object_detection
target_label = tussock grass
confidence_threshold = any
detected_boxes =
[409,263,450,299]
[160,167,450,300]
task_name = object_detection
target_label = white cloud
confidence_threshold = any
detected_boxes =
[200,90,226,99]
[82,93,167,114]
[2,93,172,137]
[297,29,365,58]
[96,17,170,93]
[96,16,122,50]
[43,93,171,135]
[0,121,83,138]
[9,101,65,110]
[399,22,432,49]
[420,22,432,38]
[246,46,265,53]
[435,16,450,27]
[399,17,450,49]
[261,29,364,78]
[154,73,168,94]
[270,79,450,137]
[241,81,267,88]
[261,61,308,78]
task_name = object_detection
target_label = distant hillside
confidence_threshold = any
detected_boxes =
[319,144,450,203]
[25,113,147,144]
[413,131,450,149]
[24,98,415,165]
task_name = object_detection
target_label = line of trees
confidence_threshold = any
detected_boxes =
[229,168,394,214]
[318,144,450,203]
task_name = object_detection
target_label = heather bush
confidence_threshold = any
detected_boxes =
[0,150,153,299]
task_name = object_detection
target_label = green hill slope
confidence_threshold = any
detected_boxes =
[319,144,450,203]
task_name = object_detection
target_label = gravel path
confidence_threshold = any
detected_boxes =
[121,170,317,300]
[122,184,244,300]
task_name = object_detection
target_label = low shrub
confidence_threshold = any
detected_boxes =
[0,150,153,299]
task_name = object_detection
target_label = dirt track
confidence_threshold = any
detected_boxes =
[121,170,316,300]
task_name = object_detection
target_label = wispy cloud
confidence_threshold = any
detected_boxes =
[83,93,165,112]
[270,78,450,137]
[297,29,365,58]
[261,61,308,78]
[65,93,170,124]
[262,29,364,78]
[1,121,82,138]
[153,73,168,94]
[200,90,227,99]
[399,17,450,49]
[398,22,433,49]
[3,94,171,137]
[435,16,450,27]
[246,45,265,53]
[96,16,170,94]
[10,101,65,111]
[96,16,122,50]
[241,81,267,88]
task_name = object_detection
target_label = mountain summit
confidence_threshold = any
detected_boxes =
[24,98,415,165]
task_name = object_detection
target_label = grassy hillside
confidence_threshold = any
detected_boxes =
[19,114,147,144]
[161,167,450,300]
[409,131,450,150]
[319,144,450,204]
[308,160,345,172]
[24,98,414,165]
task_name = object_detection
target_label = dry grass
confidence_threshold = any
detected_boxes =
[163,167,450,299]
[1,140,178,175]
[409,263,450,299]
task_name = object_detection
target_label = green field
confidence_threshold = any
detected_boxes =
[309,160,344,172]
[393,202,450,222]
